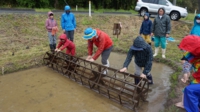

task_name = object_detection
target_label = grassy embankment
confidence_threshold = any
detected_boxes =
[0,12,195,111]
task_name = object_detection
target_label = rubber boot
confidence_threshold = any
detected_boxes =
[147,74,153,84]
[153,47,159,57]
[102,60,109,75]
[49,44,54,53]
[53,44,56,50]
[134,78,140,85]
[148,43,151,46]
[162,49,166,58]
[135,77,141,94]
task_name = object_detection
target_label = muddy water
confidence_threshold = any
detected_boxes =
[0,52,173,112]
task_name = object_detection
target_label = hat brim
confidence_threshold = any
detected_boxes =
[130,46,143,51]
[83,30,97,40]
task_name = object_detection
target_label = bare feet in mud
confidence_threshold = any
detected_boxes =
[175,102,184,109]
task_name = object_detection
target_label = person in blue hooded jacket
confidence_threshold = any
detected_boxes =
[61,5,76,42]
[139,13,152,45]
[190,14,200,36]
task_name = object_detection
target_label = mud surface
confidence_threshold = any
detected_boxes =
[0,52,173,112]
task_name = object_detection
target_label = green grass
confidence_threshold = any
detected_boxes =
[181,13,195,22]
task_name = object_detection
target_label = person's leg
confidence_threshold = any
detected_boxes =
[65,31,70,40]
[181,73,187,83]
[147,72,153,84]
[146,35,151,45]
[66,48,70,55]
[101,46,113,74]
[160,37,167,58]
[175,94,184,109]
[48,32,54,52]
[66,30,74,42]
[134,63,142,84]
[153,36,160,57]
[69,30,74,42]
[142,35,148,43]
[52,34,57,50]
[71,47,76,56]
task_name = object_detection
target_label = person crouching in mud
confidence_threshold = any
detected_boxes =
[55,34,76,56]
[120,36,153,84]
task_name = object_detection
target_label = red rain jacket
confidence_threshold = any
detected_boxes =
[57,34,75,56]
[179,35,200,57]
[88,29,113,60]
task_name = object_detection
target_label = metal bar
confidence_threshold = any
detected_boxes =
[43,51,149,110]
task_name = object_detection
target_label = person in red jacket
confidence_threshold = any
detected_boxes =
[83,27,113,74]
[55,34,75,56]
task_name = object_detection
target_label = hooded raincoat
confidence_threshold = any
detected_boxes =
[190,14,200,36]
[123,36,153,75]
[140,13,152,35]
[57,34,76,56]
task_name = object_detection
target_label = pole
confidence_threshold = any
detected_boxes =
[76,5,78,11]
[89,1,91,17]
[173,0,176,6]
[2,66,4,75]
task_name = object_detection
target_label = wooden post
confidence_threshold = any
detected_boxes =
[2,66,4,75]
[89,1,92,17]
[195,9,197,15]
[113,23,121,38]
[76,5,78,11]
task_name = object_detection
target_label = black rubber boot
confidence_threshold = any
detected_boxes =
[49,44,55,53]
[147,74,153,85]
[53,44,56,49]
[134,78,140,85]
[135,77,141,94]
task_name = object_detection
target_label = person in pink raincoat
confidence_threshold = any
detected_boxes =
[45,11,58,52]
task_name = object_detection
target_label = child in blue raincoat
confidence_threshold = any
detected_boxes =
[190,14,200,36]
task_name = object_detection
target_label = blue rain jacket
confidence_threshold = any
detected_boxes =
[61,12,76,31]
[190,14,200,36]
[184,84,200,112]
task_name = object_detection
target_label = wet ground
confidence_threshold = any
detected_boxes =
[0,52,173,112]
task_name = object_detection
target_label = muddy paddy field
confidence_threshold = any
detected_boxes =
[0,13,193,111]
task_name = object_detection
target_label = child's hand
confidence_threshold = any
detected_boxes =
[140,73,147,79]
[86,55,92,60]
[55,48,60,52]
[120,67,127,72]
[88,58,94,62]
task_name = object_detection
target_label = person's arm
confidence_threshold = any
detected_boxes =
[57,41,62,49]
[72,14,76,29]
[60,41,70,50]
[92,36,105,60]
[45,19,52,30]
[166,16,171,34]
[143,47,153,75]
[151,19,155,35]
[88,40,93,56]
